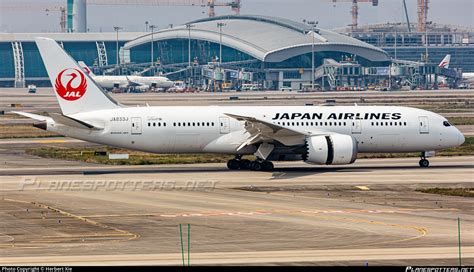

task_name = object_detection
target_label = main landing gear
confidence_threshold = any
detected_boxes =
[419,152,430,168]
[227,157,274,171]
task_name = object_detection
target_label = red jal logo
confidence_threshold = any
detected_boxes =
[54,68,87,101]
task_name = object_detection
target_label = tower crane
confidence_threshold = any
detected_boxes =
[0,3,67,32]
[85,0,240,17]
[417,0,429,32]
[330,0,379,32]
[1,0,240,33]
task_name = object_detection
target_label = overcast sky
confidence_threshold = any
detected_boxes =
[1,0,473,33]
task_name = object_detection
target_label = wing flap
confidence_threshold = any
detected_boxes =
[225,113,328,148]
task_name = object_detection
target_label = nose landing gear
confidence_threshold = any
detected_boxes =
[419,158,430,167]
[419,152,430,168]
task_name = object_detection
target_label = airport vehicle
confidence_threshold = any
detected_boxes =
[14,38,465,171]
[461,72,474,84]
[27,84,37,93]
[78,61,174,91]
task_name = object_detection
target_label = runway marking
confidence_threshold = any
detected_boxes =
[0,198,140,248]
[307,214,428,249]
[81,208,457,219]
[37,139,67,144]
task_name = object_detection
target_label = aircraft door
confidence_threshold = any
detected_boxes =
[131,117,142,135]
[419,116,429,134]
[351,120,362,134]
[219,116,230,134]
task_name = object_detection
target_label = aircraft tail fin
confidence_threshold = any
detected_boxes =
[35,37,120,115]
[78,61,97,77]
[439,54,451,69]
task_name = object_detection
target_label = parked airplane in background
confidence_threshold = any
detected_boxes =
[438,55,451,69]
[437,55,474,85]
[14,38,465,171]
[78,61,174,91]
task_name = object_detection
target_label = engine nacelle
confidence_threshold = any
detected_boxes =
[304,134,358,165]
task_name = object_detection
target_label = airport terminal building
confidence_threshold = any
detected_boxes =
[0,15,472,90]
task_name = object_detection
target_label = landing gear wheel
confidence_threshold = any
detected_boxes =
[227,159,240,170]
[419,159,429,168]
[239,159,251,170]
[250,161,263,171]
[262,161,274,171]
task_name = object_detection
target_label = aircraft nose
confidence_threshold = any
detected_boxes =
[458,132,465,146]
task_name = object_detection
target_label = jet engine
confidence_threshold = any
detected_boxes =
[303,134,358,165]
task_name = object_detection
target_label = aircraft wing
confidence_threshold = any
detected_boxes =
[125,76,143,87]
[225,113,327,149]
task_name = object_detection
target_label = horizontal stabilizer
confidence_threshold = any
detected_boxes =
[12,111,52,122]
[49,113,103,130]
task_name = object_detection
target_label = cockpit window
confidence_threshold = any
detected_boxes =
[443,121,452,127]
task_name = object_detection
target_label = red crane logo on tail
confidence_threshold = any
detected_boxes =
[54,68,87,101]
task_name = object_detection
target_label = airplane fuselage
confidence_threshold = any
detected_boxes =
[46,106,464,158]
[92,75,174,89]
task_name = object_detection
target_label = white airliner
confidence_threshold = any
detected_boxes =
[437,55,474,84]
[438,55,451,69]
[14,38,465,170]
[78,61,174,91]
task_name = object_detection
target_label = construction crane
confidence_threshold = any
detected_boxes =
[330,0,379,32]
[1,0,240,33]
[85,0,240,17]
[417,0,429,32]
[0,3,67,32]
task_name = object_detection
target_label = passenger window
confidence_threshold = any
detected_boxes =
[153,122,156,127]
[212,122,215,126]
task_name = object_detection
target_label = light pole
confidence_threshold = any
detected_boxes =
[185,23,194,86]
[145,21,149,32]
[425,21,432,63]
[304,20,318,89]
[113,26,122,67]
[389,22,401,60]
[217,22,226,66]
[150,24,157,68]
